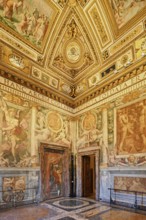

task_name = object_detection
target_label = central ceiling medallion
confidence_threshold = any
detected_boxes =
[66,41,81,63]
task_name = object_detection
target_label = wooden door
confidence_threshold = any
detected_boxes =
[82,156,93,197]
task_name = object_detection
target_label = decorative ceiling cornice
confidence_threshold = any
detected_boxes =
[0,65,74,108]
[1,58,146,109]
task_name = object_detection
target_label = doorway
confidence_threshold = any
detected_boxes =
[76,150,100,200]
[82,154,96,199]
[40,143,70,201]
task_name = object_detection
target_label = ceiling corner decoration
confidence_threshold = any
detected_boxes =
[47,8,99,79]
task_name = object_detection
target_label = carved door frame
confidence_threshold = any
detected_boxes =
[76,150,100,200]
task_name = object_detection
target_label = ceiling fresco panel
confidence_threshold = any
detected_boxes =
[0,0,58,52]
[103,0,146,36]
[109,0,146,29]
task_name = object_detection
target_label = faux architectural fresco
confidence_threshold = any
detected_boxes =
[107,96,146,167]
[0,0,56,49]
[116,99,146,155]
[2,176,26,202]
[135,36,146,59]
[110,0,146,28]
[0,42,31,75]
[114,176,146,192]
[3,176,26,191]
[0,91,31,168]
[0,89,71,168]
[77,110,103,149]
[35,108,71,150]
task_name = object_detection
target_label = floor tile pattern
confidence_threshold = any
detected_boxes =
[0,197,146,220]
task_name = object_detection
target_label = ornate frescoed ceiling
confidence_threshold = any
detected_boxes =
[0,0,146,108]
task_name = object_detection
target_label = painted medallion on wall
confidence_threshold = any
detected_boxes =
[82,112,97,131]
[116,99,146,155]
[46,112,63,132]
[77,111,103,149]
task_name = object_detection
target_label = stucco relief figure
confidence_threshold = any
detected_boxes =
[68,0,77,7]
[77,112,103,149]
[54,120,71,147]
[53,54,65,70]
[35,110,51,150]
[66,20,78,38]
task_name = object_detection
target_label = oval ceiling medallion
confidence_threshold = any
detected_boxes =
[66,41,81,63]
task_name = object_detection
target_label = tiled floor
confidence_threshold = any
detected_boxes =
[0,197,146,220]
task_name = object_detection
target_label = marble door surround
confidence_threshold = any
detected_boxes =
[76,150,100,200]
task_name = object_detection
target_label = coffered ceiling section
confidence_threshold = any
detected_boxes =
[0,0,146,107]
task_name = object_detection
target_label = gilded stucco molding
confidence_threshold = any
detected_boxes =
[0,66,74,108]
[47,8,99,80]
[73,58,146,108]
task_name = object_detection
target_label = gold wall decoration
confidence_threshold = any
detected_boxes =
[0,29,37,61]
[116,48,133,70]
[60,82,72,95]
[108,109,114,145]
[102,50,109,61]
[110,24,143,55]
[76,80,87,95]
[0,43,31,75]
[89,3,110,47]
[135,36,146,59]
[78,0,90,7]
[54,0,67,8]
[52,18,94,77]
[48,10,98,79]
[31,66,59,89]
[88,73,100,88]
